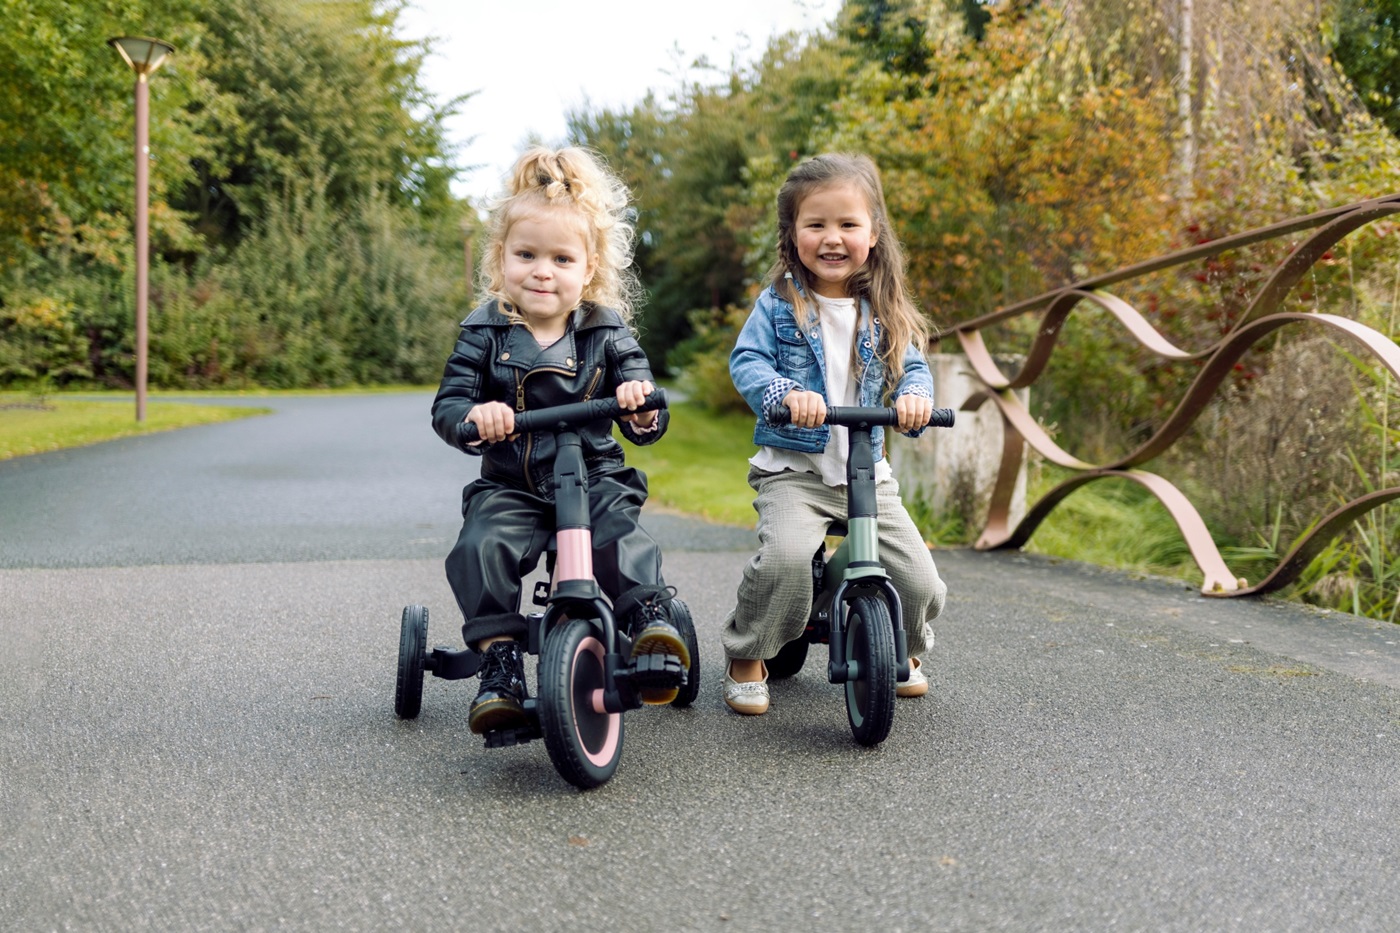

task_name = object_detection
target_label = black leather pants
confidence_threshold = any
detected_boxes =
[445,464,667,646]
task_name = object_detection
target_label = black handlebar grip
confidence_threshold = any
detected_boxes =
[928,407,955,428]
[458,387,667,446]
[763,404,955,429]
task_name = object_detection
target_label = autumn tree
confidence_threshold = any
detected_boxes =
[571,29,849,368]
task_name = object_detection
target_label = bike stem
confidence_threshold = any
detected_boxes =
[545,428,632,712]
[826,423,910,683]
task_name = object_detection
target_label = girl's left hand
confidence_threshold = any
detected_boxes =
[616,380,657,427]
[895,393,932,433]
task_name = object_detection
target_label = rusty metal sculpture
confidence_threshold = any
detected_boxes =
[944,193,1400,597]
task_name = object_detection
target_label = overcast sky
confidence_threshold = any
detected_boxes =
[395,0,844,203]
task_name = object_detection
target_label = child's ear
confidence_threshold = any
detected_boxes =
[585,254,598,284]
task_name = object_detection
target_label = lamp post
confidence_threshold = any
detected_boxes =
[108,36,174,422]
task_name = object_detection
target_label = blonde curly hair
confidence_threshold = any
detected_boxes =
[479,146,642,325]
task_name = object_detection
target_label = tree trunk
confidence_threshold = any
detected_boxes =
[1176,0,1195,202]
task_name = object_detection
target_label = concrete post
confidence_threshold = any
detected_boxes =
[888,353,1029,541]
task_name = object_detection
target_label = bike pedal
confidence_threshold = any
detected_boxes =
[484,724,541,748]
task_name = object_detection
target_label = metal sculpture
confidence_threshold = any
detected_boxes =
[943,194,1400,596]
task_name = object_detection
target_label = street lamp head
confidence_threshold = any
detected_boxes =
[107,36,175,77]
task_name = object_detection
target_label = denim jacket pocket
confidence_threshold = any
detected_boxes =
[774,318,817,385]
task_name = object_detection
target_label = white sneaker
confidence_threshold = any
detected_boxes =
[896,656,928,698]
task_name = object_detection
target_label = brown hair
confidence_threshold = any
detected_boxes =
[768,152,930,383]
[479,146,641,325]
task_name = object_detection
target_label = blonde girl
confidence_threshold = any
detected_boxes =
[431,146,688,734]
[722,152,947,715]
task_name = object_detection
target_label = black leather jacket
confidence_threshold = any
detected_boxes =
[431,300,668,497]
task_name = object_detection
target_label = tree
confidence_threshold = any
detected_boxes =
[1330,0,1400,137]
[173,0,461,247]
[572,29,849,367]
[0,0,218,262]
[0,0,473,389]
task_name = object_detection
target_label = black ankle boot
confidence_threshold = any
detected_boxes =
[627,592,689,705]
[468,640,528,734]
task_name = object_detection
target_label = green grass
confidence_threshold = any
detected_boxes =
[1010,468,1212,593]
[1020,469,1198,581]
[0,393,271,460]
[624,400,758,527]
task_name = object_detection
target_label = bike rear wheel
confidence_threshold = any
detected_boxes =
[766,637,809,679]
[539,617,623,788]
[844,595,896,746]
[668,598,701,708]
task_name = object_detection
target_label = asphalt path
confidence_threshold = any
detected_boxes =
[3,392,1399,931]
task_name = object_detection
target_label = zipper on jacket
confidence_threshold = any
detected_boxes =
[515,370,535,493]
[516,365,578,495]
[581,365,603,401]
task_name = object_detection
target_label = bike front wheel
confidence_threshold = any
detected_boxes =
[844,595,896,747]
[539,617,623,789]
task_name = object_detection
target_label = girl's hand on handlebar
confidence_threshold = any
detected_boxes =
[783,389,827,428]
[616,380,657,428]
[466,401,516,443]
[895,393,933,433]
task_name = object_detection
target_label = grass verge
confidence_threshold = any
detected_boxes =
[1018,468,1200,584]
[0,394,271,461]
[623,400,758,527]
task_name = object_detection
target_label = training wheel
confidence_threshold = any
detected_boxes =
[395,604,429,719]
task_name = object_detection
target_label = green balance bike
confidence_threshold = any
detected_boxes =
[763,403,954,746]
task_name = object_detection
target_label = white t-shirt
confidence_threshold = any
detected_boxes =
[750,294,892,486]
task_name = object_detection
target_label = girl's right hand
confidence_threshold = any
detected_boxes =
[466,401,515,443]
[783,389,827,428]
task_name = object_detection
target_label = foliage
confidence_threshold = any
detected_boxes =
[570,29,850,369]
[0,0,476,391]
[674,305,750,414]
[175,0,461,247]
[1330,0,1400,138]
[620,400,758,528]
[0,290,91,384]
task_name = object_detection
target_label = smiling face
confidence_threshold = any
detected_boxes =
[792,181,878,299]
[501,206,596,341]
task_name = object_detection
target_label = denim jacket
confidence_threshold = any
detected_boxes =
[729,283,934,458]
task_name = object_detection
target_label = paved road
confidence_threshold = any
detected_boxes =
[3,393,1399,931]
[0,393,751,569]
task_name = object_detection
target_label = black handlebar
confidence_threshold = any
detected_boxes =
[764,403,955,429]
[457,388,668,446]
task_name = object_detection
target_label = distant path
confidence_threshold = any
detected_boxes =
[0,392,752,569]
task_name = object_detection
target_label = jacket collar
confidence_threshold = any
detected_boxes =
[462,298,614,331]
[772,278,875,333]
[496,322,578,373]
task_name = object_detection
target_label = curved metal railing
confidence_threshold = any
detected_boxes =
[943,193,1400,596]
